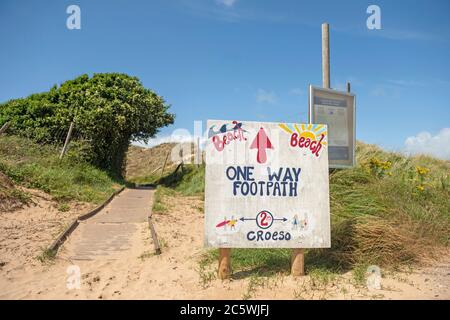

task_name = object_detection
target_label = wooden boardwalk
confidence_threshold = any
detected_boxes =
[62,188,154,261]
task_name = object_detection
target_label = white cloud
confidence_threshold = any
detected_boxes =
[334,83,347,92]
[369,86,387,97]
[216,0,237,7]
[370,28,442,42]
[132,128,206,149]
[404,128,450,160]
[132,131,207,164]
[256,89,277,104]
[387,79,424,87]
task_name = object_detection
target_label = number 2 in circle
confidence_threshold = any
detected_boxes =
[256,210,273,229]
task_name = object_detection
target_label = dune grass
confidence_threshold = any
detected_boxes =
[0,135,122,204]
[160,142,449,275]
[152,185,176,214]
[158,164,205,196]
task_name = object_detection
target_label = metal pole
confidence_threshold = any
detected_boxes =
[322,23,330,89]
[347,81,351,93]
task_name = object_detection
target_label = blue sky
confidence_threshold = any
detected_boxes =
[1,0,449,158]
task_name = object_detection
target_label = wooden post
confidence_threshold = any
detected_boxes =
[0,121,10,135]
[347,81,351,93]
[291,248,305,277]
[160,151,170,179]
[322,23,330,89]
[196,137,201,168]
[59,122,74,160]
[148,217,161,255]
[218,248,231,280]
[180,147,184,173]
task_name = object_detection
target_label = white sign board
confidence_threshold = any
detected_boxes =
[309,85,356,168]
[204,120,331,248]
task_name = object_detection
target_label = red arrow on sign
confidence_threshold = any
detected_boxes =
[250,127,274,164]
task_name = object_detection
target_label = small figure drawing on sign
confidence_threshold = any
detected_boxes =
[300,218,308,230]
[229,216,237,231]
[292,214,299,230]
[216,216,238,232]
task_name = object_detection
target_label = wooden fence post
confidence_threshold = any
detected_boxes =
[160,151,170,179]
[196,137,201,168]
[291,248,305,277]
[59,122,74,160]
[180,147,184,173]
[218,248,231,280]
[0,121,10,135]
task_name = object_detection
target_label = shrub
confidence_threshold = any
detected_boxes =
[0,73,174,175]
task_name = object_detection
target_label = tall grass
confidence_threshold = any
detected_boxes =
[0,135,121,204]
[158,164,205,196]
[165,142,449,273]
[321,143,450,269]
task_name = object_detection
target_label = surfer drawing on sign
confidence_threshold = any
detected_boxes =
[208,120,247,138]
[216,216,238,231]
[209,120,248,152]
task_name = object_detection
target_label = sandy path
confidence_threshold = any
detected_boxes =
[63,188,151,261]
[0,192,449,300]
[0,188,93,275]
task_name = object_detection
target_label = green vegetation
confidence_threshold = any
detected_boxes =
[322,143,450,269]
[197,258,217,289]
[152,185,175,214]
[200,248,291,277]
[308,267,337,287]
[164,142,449,276]
[158,164,205,196]
[36,248,57,264]
[352,263,370,286]
[242,275,271,300]
[0,73,174,174]
[0,135,120,204]
[129,174,161,185]
[57,203,71,212]
[0,171,31,211]
[138,251,155,261]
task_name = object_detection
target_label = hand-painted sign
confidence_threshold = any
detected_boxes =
[205,120,331,248]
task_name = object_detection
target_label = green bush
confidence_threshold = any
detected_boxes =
[0,73,174,175]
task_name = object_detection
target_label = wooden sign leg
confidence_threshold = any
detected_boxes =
[218,248,231,280]
[291,248,305,276]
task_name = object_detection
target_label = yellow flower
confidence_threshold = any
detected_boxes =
[416,185,425,192]
[416,166,430,176]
